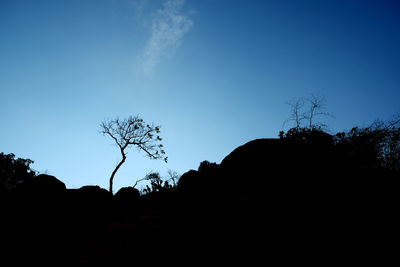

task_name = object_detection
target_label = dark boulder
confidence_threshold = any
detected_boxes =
[65,185,112,224]
[114,186,140,203]
[219,137,337,192]
[221,137,333,176]
[3,174,68,263]
[11,174,67,209]
[177,169,202,192]
[15,174,66,195]
[113,186,141,219]
[67,185,112,207]
[34,174,66,191]
[77,185,111,197]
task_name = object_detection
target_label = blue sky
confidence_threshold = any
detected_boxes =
[1,0,399,191]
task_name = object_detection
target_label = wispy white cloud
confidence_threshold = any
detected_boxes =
[134,0,193,77]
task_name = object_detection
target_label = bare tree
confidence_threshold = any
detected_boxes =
[306,94,333,129]
[100,115,167,194]
[283,94,333,131]
[283,98,307,130]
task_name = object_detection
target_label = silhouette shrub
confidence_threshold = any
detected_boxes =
[335,122,400,171]
[141,172,174,194]
[0,152,35,191]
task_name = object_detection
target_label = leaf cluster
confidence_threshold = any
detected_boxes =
[100,115,167,162]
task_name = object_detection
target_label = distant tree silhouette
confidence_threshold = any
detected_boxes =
[284,98,306,130]
[283,94,333,131]
[100,115,167,194]
[141,172,173,194]
[166,169,180,186]
[0,152,35,191]
[306,94,333,129]
[132,170,180,190]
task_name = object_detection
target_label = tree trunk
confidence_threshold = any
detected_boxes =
[109,153,126,194]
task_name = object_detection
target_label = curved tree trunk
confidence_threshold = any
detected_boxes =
[109,153,126,194]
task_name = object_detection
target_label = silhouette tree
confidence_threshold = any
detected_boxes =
[283,94,333,131]
[0,152,35,191]
[306,94,333,129]
[283,98,306,130]
[100,115,167,193]
[166,169,180,186]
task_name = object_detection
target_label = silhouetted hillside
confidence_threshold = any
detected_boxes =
[1,130,399,265]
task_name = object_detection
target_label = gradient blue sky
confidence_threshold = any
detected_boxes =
[1,0,399,191]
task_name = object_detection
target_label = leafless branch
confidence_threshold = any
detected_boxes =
[283,98,307,130]
[283,94,334,131]
[306,94,334,129]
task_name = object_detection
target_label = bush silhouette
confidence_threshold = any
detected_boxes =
[0,152,35,191]
[141,172,174,194]
[335,120,400,170]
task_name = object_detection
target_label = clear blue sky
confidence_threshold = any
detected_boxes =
[1,0,399,191]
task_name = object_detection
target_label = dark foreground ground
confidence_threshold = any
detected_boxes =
[1,137,399,265]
